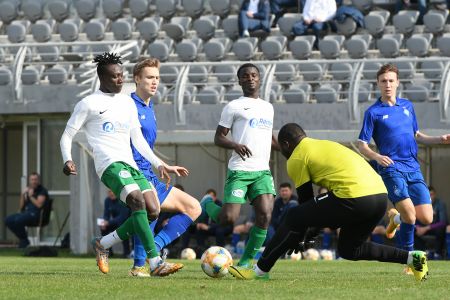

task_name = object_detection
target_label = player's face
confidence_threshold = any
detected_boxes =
[135,67,160,97]
[238,67,260,94]
[377,71,399,100]
[101,64,124,94]
[28,175,39,189]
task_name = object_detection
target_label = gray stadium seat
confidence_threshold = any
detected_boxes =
[300,63,323,82]
[377,33,404,58]
[204,37,232,61]
[364,10,390,38]
[156,0,177,20]
[175,38,202,62]
[188,65,209,84]
[232,37,258,60]
[404,81,433,102]
[396,60,416,79]
[198,86,225,104]
[358,82,372,102]
[167,85,196,104]
[7,22,26,43]
[193,15,220,41]
[0,0,18,24]
[278,13,302,37]
[289,35,315,60]
[274,63,296,83]
[362,61,382,80]
[222,15,239,40]
[103,0,123,21]
[393,10,419,35]
[21,66,40,85]
[214,65,237,84]
[319,35,345,59]
[209,0,230,19]
[406,33,432,57]
[329,62,353,81]
[147,38,174,62]
[421,61,444,81]
[224,86,241,102]
[0,67,12,85]
[48,0,70,23]
[351,0,372,14]
[129,0,150,20]
[261,36,287,60]
[31,22,52,42]
[162,16,192,42]
[345,34,372,59]
[111,18,133,40]
[423,9,449,34]
[336,16,357,37]
[270,83,283,102]
[182,0,204,19]
[75,0,98,22]
[22,0,43,23]
[315,83,342,103]
[36,45,60,62]
[84,20,105,41]
[59,20,79,42]
[90,44,113,55]
[152,84,167,104]
[46,65,68,84]
[283,83,311,103]
[160,65,179,85]
[437,33,450,57]
[137,17,162,42]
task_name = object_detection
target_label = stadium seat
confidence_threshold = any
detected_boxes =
[377,33,404,58]
[147,38,174,62]
[137,17,162,42]
[36,45,60,62]
[274,63,296,84]
[0,67,12,85]
[48,0,70,23]
[214,65,237,84]
[437,33,450,57]
[351,0,372,14]
[188,65,209,85]
[421,61,444,81]
[393,10,419,35]
[7,22,26,43]
[358,82,372,102]
[289,35,315,60]
[75,0,99,22]
[182,0,204,19]
[315,83,342,103]
[102,0,123,21]
[406,33,432,57]
[21,66,41,85]
[222,15,239,40]
[362,61,382,80]
[270,83,283,102]
[111,18,133,40]
[59,20,80,42]
[31,22,52,43]
[175,38,202,62]
[404,81,432,102]
[156,0,177,20]
[209,0,230,18]
[167,85,197,104]
[283,83,311,103]
[152,84,167,104]
[129,0,150,20]
[160,65,179,85]
[396,60,416,79]
[193,15,220,41]
[22,0,44,23]
[224,86,241,102]
[197,86,224,104]
[0,0,19,24]
[232,37,258,61]
[278,13,302,37]
[336,16,357,37]
[345,34,372,59]
[300,63,323,82]
[319,35,345,59]
[423,9,449,35]
[329,62,353,81]
[204,37,232,61]
[261,36,287,60]
[84,20,106,41]
[46,65,68,84]
[364,10,390,38]
[162,16,192,42]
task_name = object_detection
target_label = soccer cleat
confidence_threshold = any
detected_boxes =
[386,208,400,239]
[150,261,184,277]
[407,251,429,282]
[91,237,109,274]
[228,265,269,280]
[129,266,150,277]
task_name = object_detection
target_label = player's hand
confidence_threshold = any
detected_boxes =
[63,160,77,175]
[246,11,254,18]
[440,134,450,144]
[234,144,252,161]
[376,154,394,167]
[164,165,189,177]
[158,165,172,190]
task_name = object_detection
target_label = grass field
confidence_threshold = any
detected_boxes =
[0,251,449,300]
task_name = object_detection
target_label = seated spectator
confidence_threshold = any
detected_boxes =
[100,190,131,257]
[395,0,427,24]
[266,182,298,243]
[292,0,337,48]
[238,0,271,38]
[414,186,448,259]
[270,0,298,27]
[5,172,49,248]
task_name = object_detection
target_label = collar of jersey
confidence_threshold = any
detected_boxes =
[131,92,153,107]
[377,97,401,107]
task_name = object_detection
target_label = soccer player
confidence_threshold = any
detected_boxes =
[357,63,450,273]
[129,58,202,277]
[60,52,184,276]
[201,63,278,269]
[229,123,429,282]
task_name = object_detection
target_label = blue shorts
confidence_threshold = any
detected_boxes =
[379,169,431,206]
[141,169,173,205]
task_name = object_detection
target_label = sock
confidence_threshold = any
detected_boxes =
[154,213,193,252]
[100,230,122,249]
[394,214,401,225]
[150,219,157,233]
[132,210,159,258]
[149,256,162,271]
[400,223,415,251]
[254,264,267,276]
[205,201,221,223]
[115,217,136,240]
[371,234,384,244]
[238,226,267,267]
[407,251,414,265]
[322,232,332,249]
[446,233,450,258]
[133,233,147,267]
[232,233,241,248]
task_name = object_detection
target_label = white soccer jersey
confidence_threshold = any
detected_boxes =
[219,96,274,171]
[66,90,141,177]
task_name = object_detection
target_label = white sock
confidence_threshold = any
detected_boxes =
[407,251,413,265]
[100,230,122,249]
[150,256,162,271]
[254,264,267,276]
[394,214,401,225]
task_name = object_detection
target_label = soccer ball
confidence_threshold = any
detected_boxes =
[320,249,333,261]
[286,251,302,261]
[303,248,320,260]
[180,248,196,260]
[201,246,233,278]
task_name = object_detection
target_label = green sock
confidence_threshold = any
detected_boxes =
[239,226,267,267]
[205,201,221,223]
[132,210,159,258]
[115,217,135,240]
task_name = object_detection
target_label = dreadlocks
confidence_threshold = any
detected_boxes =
[93,52,122,78]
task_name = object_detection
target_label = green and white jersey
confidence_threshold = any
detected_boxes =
[66,90,141,177]
[219,96,274,172]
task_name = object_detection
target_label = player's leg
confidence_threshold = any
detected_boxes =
[407,171,433,225]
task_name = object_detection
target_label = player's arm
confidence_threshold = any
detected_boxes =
[18,190,26,212]
[415,131,450,145]
[357,141,394,167]
[27,194,46,209]
[60,126,79,175]
[271,133,280,151]
[296,181,314,205]
[214,125,252,160]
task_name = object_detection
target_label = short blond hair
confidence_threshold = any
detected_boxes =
[133,58,160,78]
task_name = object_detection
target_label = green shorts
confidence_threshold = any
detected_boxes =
[223,169,276,204]
[100,162,153,203]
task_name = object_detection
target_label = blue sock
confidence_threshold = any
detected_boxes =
[400,223,415,251]
[371,234,383,244]
[232,233,241,248]
[322,232,332,249]
[150,219,157,232]
[154,213,193,252]
[446,233,450,259]
[133,234,147,267]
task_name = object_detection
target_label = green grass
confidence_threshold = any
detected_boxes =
[0,251,448,300]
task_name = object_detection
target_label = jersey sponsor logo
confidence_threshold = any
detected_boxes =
[140,114,146,120]
[119,170,132,178]
[102,122,115,133]
[403,108,410,117]
[249,118,273,129]
[382,115,389,120]
[231,189,244,198]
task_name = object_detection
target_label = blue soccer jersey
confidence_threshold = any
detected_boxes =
[358,97,420,172]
